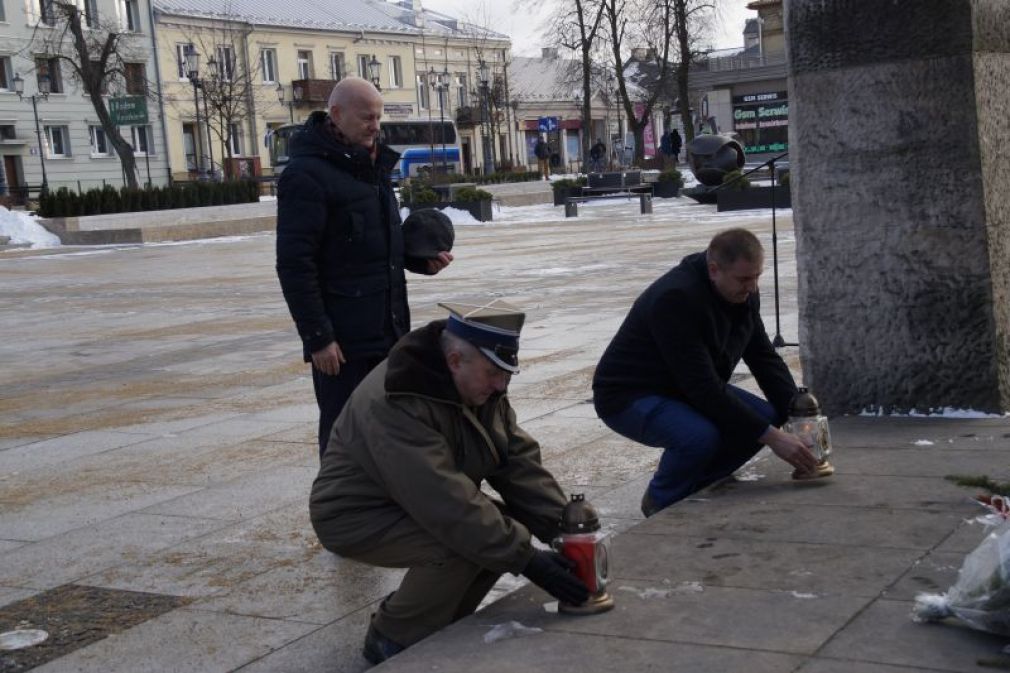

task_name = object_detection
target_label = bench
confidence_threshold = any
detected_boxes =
[564,189,653,217]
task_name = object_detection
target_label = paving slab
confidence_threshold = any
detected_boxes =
[29,607,318,673]
[0,429,150,475]
[816,598,1008,672]
[0,513,228,590]
[232,608,373,673]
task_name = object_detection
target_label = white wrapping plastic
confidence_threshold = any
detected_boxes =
[913,520,1010,635]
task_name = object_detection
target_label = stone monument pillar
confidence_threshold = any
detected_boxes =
[787,0,1010,414]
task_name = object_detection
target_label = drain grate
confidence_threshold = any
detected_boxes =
[0,584,189,672]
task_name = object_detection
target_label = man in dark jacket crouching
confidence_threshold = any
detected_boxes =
[310,300,589,665]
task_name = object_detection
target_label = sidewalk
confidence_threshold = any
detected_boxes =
[376,415,1010,673]
[1,196,1006,673]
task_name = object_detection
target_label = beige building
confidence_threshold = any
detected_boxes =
[152,0,513,180]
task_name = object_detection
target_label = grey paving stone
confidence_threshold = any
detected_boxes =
[0,436,57,451]
[797,660,965,673]
[379,625,804,673]
[29,607,318,673]
[260,425,316,446]
[543,438,658,488]
[0,430,150,475]
[633,499,967,550]
[0,482,204,542]
[101,412,243,437]
[0,586,37,609]
[192,552,402,625]
[232,609,373,673]
[474,580,871,656]
[835,446,1010,479]
[85,503,317,598]
[700,471,977,512]
[936,520,996,554]
[817,598,1008,672]
[515,414,610,456]
[506,395,584,422]
[141,465,315,520]
[612,532,920,598]
[831,417,1010,451]
[0,513,227,590]
[883,550,965,602]
[587,474,653,522]
[0,539,26,553]
[240,404,317,424]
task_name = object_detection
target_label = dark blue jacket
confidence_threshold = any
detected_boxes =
[276,112,427,361]
[592,251,797,442]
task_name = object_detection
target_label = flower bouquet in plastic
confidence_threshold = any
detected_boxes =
[913,496,1010,635]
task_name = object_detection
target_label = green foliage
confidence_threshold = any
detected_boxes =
[658,169,684,186]
[945,474,1010,495]
[779,170,791,187]
[722,169,751,191]
[412,187,440,204]
[452,187,493,203]
[551,177,587,191]
[35,179,261,218]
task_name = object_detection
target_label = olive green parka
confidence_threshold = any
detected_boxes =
[309,320,567,575]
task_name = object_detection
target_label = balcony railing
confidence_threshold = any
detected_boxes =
[696,52,786,73]
[290,79,339,104]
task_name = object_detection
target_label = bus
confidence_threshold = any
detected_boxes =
[268,119,461,183]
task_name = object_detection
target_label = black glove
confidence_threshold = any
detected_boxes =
[521,550,590,605]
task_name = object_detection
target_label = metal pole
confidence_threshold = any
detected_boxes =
[202,85,214,179]
[438,86,446,175]
[31,96,48,193]
[288,103,294,124]
[191,78,203,177]
[768,155,796,347]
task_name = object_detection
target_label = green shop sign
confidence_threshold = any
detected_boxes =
[109,96,148,126]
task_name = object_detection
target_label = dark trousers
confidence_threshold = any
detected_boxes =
[312,356,384,457]
[600,385,777,510]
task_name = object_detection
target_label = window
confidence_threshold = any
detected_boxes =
[260,48,277,83]
[120,0,140,31]
[83,0,98,27]
[44,125,70,157]
[36,57,62,93]
[130,125,151,155]
[0,56,11,90]
[296,50,313,79]
[125,62,145,94]
[89,125,112,156]
[329,52,344,81]
[416,73,429,109]
[0,0,6,22]
[228,122,242,155]
[0,125,17,140]
[38,0,55,24]
[176,43,193,80]
[182,123,197,170]
[357,55,370,78]
[388,56,402,88]
[216,45,234,82]
[456,73,468,107]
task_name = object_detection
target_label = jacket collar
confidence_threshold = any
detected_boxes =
[290,111,400,177]
[385,321,462,403]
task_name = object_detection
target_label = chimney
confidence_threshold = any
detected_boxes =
[541,47,559,60]
[412,0,425,27]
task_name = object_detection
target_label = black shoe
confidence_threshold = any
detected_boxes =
[362,623,405,665]
[640,489,661,518]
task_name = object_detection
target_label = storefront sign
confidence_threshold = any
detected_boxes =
[383,103,414,118]
[732,91,787,105]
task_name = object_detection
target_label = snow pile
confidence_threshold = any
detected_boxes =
[861,407,1007,419]
[0,207,61,248]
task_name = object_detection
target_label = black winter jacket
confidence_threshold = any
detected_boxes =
[592,251,797,442]
[276,112,428,361]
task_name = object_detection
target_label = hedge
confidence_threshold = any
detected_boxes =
[38,180,260,218]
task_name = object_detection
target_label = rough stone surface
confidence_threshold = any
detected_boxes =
[787,0,1010,413]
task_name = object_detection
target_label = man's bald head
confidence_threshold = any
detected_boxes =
[328,77,384,150]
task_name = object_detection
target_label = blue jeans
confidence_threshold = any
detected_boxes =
[600,386,776,509]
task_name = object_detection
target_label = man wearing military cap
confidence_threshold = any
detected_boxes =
[310,300,589,665]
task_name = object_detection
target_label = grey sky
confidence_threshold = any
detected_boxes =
[416,0,755,57]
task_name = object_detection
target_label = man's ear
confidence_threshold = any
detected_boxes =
[445,350,462,373]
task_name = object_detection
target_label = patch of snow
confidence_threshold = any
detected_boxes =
[860,407,1007,418]
[0,207,61,248]
[913,439,935,446]
[790,591,818,599]
[482,621,543,644]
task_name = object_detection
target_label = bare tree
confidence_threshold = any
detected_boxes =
[28,0,147,187]
[170,20,266,177]
[669,0,716,143]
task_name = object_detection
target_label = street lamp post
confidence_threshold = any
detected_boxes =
[368,55,382,91]
[478,59,492,176]
[610,75,624,168]
[12,71,50,196]
[275,83,301,123]
[184,45,207,179]
[428,66,449,175]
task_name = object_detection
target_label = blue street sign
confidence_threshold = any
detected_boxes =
[538,116,559,132]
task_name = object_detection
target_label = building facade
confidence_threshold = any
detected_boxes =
[152,0,515,180]
[0,0,171,199]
